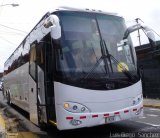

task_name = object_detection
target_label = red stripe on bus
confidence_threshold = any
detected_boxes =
[114,112,120,115]
[133,108,137,111]
[80,116,86,119]
[124,110,129,113]
[104,114,109,117]
[66,117,73,120]
[92,115,98,118]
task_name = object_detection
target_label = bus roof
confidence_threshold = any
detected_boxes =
[4,7,120,66]
[53,6,118,16]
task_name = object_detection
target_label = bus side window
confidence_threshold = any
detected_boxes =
[30,45,36,62]
[29,44,37,81]
[36,46,44,65]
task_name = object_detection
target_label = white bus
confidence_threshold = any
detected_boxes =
[4,7,153,130]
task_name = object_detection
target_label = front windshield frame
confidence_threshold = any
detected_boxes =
[53,11,139,89]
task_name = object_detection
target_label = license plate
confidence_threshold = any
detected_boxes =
[105,116,115,123]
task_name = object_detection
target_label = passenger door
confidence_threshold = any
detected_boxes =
[43,38,56,123]
[28,42,39,125]
[29,42,47,126]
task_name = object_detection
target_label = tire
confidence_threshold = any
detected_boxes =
[7,92,11,105]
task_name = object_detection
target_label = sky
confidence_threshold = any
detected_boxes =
[0,0,160,72]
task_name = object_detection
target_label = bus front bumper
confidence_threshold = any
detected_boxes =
[55,101,143,130]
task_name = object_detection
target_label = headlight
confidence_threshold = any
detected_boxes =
[63,102,90,113]
[132,94,143,106]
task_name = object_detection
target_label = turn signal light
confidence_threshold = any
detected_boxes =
[64,103,70,108]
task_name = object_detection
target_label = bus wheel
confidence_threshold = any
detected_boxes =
[7,92,11,105]
[40,122,48,131]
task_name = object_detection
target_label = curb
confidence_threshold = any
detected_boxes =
[0,111,19,138]
[0,109,38,138]
[143,104,160,109]
[0,113,5,138]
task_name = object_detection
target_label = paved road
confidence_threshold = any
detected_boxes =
[0,91,160,138]
[132,107,160,127]
[47,107,160,138]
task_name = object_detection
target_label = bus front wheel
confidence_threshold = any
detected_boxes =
[7,92,12,105]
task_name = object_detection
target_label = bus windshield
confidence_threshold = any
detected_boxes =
[55,11,138,83]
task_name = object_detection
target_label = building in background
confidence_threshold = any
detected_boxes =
[135,41,160,98]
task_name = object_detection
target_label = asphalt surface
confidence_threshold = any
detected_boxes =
[46,107,160,138]
[0,91,160,138]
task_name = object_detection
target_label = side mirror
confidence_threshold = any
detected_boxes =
[123,24,142,39]
[142,26,157,48]
[123,24,157,48]
[44,15,61,40]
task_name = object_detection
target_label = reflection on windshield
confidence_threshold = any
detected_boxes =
[97,15,136,73]
[57,12,137,80]
[59,13,103,74]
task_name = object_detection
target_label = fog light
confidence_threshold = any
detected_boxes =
[70,119,82,126]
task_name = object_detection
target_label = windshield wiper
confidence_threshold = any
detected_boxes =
[102,40,113,73]
[82,40,137,82]
[103,40,137,81]
[82,39,111,80]
[82,55,107,79]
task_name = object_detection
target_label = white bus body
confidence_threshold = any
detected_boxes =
[4,7,144,130]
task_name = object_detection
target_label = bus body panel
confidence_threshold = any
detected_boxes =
[28,72,39,125]
[37,65,48,124]
[3,62,40,125]
[54,81,142,106]
[54,80,143,130]
[4,63,30,112]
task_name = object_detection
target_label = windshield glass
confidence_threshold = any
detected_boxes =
[96,15,136,75]
[56,11,137,81]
